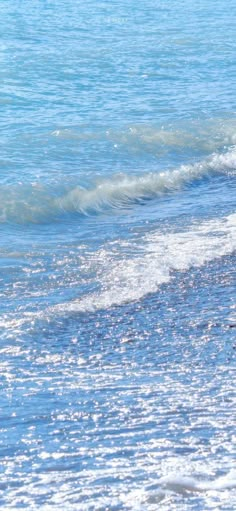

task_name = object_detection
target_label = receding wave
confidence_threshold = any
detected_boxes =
[131,469,236,506]
[2,211,234,333]
[1,148,236,223]
[49,211,236,315]
[157,469,236,494]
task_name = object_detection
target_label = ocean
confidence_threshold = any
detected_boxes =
[0,0,236,509]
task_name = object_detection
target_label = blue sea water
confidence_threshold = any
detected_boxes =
[0,0,236,509]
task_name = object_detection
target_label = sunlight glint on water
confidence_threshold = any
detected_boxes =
[0,0,236,509]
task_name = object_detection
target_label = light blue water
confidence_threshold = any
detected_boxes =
[0,1,236,509]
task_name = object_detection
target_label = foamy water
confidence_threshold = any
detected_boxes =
[0,146,235,222]
[49,212,236,314]
[1,0,236,509]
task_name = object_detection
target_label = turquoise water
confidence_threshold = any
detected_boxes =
[1,1,236,509]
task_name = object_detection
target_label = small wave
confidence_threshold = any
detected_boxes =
[59,149,236,215]
[124,469,236,509]
[49,211,236,315]
[1,211,235,332]
[50,118,236,155]
[111,121,236,155]
[158,469,236,494]
[1,148,236,223]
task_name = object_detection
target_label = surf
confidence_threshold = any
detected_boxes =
[0,147,236,224]
[1,211,235,334]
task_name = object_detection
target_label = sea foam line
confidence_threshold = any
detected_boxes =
[50,212,236,315]
[58,149,236,215]
[158,469,236,494]
[125,468,236,509]
[1,212,235,331]
[0,148,236,222]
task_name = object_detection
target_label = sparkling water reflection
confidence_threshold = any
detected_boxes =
[1,0,236,509]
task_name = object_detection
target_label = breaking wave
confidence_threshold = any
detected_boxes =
[157,469,236,494]
[131,469,236,507]
[1,148,236,223]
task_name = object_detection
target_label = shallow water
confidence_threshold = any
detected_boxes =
[0,0,236,509]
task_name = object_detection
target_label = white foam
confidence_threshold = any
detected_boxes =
[0,148,235,223]
[50,212,236,314]
[1,212,235,333]
[58,148,236,215]
[158,469,236,493]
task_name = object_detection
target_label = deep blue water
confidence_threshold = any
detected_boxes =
[0,1,236,509]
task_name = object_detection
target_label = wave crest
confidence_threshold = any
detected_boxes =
[1,148,236,223]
